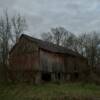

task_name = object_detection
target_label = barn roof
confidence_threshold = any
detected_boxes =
[17,34,83,57]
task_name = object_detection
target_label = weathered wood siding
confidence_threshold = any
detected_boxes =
[64,55,88,81]
[65,56,87,73]
[39,49,65,73]
[9,37,39,82]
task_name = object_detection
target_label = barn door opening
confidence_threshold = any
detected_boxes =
[41,72,51,82]
[72,72,79,81]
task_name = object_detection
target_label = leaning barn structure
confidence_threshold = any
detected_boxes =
[9,34,89,83]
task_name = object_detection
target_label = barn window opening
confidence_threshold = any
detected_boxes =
[41,72,51,82]
[74,72,79,79]
[58,73,61,80]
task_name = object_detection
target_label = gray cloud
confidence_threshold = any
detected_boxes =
[0,0,100,37]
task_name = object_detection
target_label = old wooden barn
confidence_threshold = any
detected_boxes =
[9,34,89,83]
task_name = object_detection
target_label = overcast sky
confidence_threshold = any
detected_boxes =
[0,0,100,37]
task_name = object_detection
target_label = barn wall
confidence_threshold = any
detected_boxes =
[38,49,88,82]
[39,49,65,82]
[64,55,88,81]
[9,37,39,82]
[39,49,65,72]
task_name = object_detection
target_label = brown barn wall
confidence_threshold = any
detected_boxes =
[9,37,39,82]
[64,55,88,81]
[39,49,65,72]
[39,49,65,82]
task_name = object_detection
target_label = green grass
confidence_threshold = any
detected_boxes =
[0,82,100,100]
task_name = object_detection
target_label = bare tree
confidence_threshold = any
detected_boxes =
[87,32,100,67]
[77,32,100,67]
[12,14,27,43]
[0,10,28,81]
[0,11,12,65]
[62,33,78,51]
[0,11,12,80]
[41,32,53,43]
[51,27,67,45]
[41,27,69,46]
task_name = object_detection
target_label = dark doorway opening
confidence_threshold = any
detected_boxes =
[58,73,61,80]
[41,72,51,82]
[73,72,79,81]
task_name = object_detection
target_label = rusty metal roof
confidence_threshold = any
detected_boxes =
[20,34,83,57]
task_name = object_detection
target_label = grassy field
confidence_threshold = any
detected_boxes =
[0,82,100,100]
